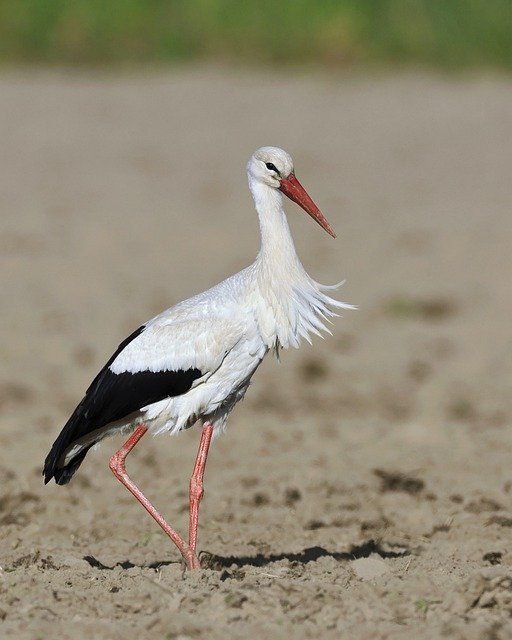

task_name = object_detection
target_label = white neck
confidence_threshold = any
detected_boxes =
[245,171,348,351]
[249,177,300,268]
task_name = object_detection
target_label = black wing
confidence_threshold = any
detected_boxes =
[43,326,202,485]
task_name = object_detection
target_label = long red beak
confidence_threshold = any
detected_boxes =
[279,173,336,238]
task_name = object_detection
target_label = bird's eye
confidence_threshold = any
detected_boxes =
[265,162,280,176]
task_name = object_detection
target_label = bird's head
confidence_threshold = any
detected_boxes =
[247,146,336,238]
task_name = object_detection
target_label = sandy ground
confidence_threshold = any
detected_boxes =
[1,67,512,639]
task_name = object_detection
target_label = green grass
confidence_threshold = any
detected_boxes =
[0,0,511,69]
[414,597,442,614]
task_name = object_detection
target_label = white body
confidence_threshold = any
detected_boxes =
[63,147,351,465]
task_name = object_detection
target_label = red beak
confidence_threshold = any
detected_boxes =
[279,173,336,238]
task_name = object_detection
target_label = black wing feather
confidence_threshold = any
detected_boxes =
[44,325,202,485]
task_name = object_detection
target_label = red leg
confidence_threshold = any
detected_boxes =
[189,422,214,553]
[109,424,201,570]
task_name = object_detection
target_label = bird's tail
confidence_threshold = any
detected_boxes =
[43,400,96,485]
[45,444,94,485]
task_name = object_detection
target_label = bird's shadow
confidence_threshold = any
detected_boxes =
[83,539,411,572]
[203,539,410,570]
[83,555,173,571]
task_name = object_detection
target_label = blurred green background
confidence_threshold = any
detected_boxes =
[0,0,510,70]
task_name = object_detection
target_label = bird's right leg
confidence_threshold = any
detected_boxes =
[188,422,214,554]
[109,424,201,570]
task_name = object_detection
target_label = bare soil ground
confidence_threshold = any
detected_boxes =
[1,68,512,639]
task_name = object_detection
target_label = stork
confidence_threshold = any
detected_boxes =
[43,146,352,570]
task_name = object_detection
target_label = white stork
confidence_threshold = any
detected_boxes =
[44,146,352,570]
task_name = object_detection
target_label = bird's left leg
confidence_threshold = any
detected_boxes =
[188,422,214,554]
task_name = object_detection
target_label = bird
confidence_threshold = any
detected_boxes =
[43,146,352,570]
